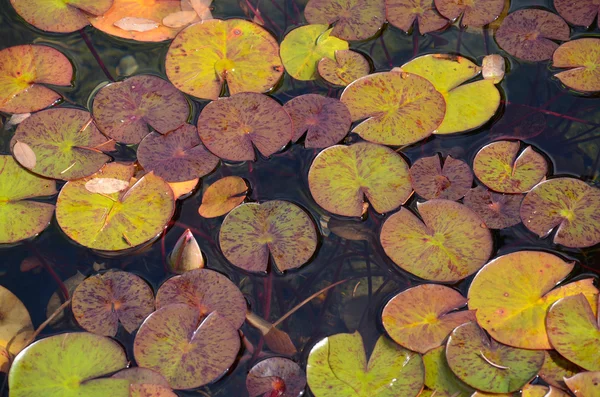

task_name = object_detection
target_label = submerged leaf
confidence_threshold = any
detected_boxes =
[198,176,248,218]
[162,11,198,28]
[167,229,204,274]
[0,286,33,373]
[386,0,449,34]
[246,357,306,397]
[318,49,370,86]
[553,38,600,93]
[409,154,473,200]
[423,346,474,397]
[538,350,582,390]
[462,185,523,229]
[304,0,385,40]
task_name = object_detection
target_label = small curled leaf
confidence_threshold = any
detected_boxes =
[12,141,36,169]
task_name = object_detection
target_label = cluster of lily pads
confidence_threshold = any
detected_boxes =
[1,0,600,396]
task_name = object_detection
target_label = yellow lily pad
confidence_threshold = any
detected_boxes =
[553,38,600,93]
[318,50,371,87]
[0,286,33,373]
[565,372,600,396]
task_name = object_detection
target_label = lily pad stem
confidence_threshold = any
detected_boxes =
[79,29,115,82]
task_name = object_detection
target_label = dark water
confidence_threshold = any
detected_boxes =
[1,0,599,395]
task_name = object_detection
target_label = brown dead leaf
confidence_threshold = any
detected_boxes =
[114,17,159,32]
[85,178,130,194]
[13,141,36,169]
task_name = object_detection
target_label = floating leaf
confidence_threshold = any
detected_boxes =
[308,142,412,217]
[307,333,424,397]
[434,0,504,27]
[12,141,36,169]
[462,185,523,229]
[168,178,198,200]
[482,54,506,84]
[565,372,600,396]
[468,250,598,349]
[162,11,198,28]
[219,200,318,273]
[113,367,176,397]
[409,154,473,200]
[539,350,582,390]
[382,284,475,354]
[0,286,33,373]
[554,0,600,28]
[521,384,569,397]
[318,50,370,86]
[166,18,283,99]
[473,141,548,193]
[198,176,247,218]
[520,178,600,248]
[246,357,306,397]
[0,45,72,114]
[197,92,292,161]
[283,94,351,148]
[380,200,492,282]
[553,38,600,93]
[114,17,159,32]
[167,229,204,274]
[423,345,474,397]
[280,24,349,81]
[85,178,130,194]
[304,0,385,40]
[134,304,240,389]
[495,9,570,62]
[386,0,449,34]
[340,71,445,145]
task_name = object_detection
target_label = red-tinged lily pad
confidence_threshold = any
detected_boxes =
[304,0,385,40]
[539,350,582,390]
[72,271,155,337]
[155,268,247,329]
[380,200,493,282]
[495,9,570,62]
[246,357,306,397]
[137,124,218,182]
[0,155,56,244]
[0,286,33,373]
[386,0,449,34]
[166,19,283,99]
[434,0,505,27]
[10,0,112,33]
[56,163,175,252]
[92,74,190,145]
[565,372,600,396]
[307,333,424,397]
[219,200,318,273]
[8,332,130,397]
[555,0,600,28]
[553,38,600,93]
[409,154,473,200]
[134,304,240,389]
[0,45,72,114]
[382,284,476,354]
[547,294,600,371]
[520,178,600,248]
[198,176,248,218]
[113,368,176,397]
[446,322,545,393]
[283,94,351,148]
[473,141,548,193]
[308,142,412,217]
[11,108,111,180]
[423,345,474,397]
[318,49,370,86]
[468,250,599,349]
[340,71,445,145]
[197,92,292,161]
[462,185,523,229]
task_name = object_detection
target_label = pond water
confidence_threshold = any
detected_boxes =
[1,0,599,396]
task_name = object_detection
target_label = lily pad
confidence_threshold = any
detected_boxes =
[113,367,176,397]
[198,176,248,218]
[382,284,475,354]
[133,304,240,389]
[409,154,473,200]
[462,185,523,229]
[380,200,493,282]
[283,94,351,148]
[280,24,349,81]
[11,108,111,180]
[318,50,370,87]
[521,384,569,397]
[565,372,600,396]
[555,0,600,28]
[434,0,504,27]
[386,0,449,34]
[472,141,548,193]
[197,92,292,161]
[423,345,474,397]
[0,45,72,114]
[308,142,412,217]
[307,332,424,397]
[166,18,283,99]
[167,229,204,274]
[56,162,175,252]
[539,350,582,390]
[304,0,385,40]
[246,357,306,397]
[0,155,56,244]
[495,9,570,62]
[92,74,190,145]
[468,250,599,349]
[446,322,545,393]
[8,332,130,397]
[168,178,198,200]
[219,200,318,273]
[340,71,445,145]
[155,268,247,329]
[520,177,600,248]
[553,38,600,93]
[0,286,33,373]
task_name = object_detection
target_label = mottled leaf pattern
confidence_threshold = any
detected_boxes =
[318,49,370,86]
[463,185,523,229]
[386,0,449,34]
[304,0,385,40]
[554,0,600,28]
[434,0,505,27]
[198,176,248,218]
[246,357,306,397]
[409,154,473,200]
[0,286,33,373]
[112,368,171,388]
[539,350,582,390]
[423,346,474,397]
[553,38,600,93]
[565,372,600,396]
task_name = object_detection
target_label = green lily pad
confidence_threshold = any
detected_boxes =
[380,200,493,282]
[280,24,349,81]
[565,372,600,396]
[409,154,473,200]
[166,18,283,100]
[462,186,523,229]
[56,162,175,252]
[198,176,248,218]
[318,49,370,87]
[539,350,582,390]
[307,332,424,397]
[340,71,445,145]
[434,0,504,27]
[382,284,475,354]
[246,357,306,397]
[8,332,130,397]
[219,200,318,273]
[423,345,474,397]
[304,0,385,40]
[553,38,600,93]
[308,142,412,217]
[555,0,600,28]
[0,45,72,114]
[386,0,449,34]
[446,322,545,393]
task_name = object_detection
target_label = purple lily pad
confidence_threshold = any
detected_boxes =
[409,154,473,200]
[155,268,247,329]
[246,357,307,397]
[463,185,523,229]
[434,0,505,27]
[386,0,449,34]
[112,368,171,387]
[137,124,219,183]
[283,94,351,149]
[555,0,600,28]
[92,74,190,145]
[495,9,570,62]
[197,92,292,162]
